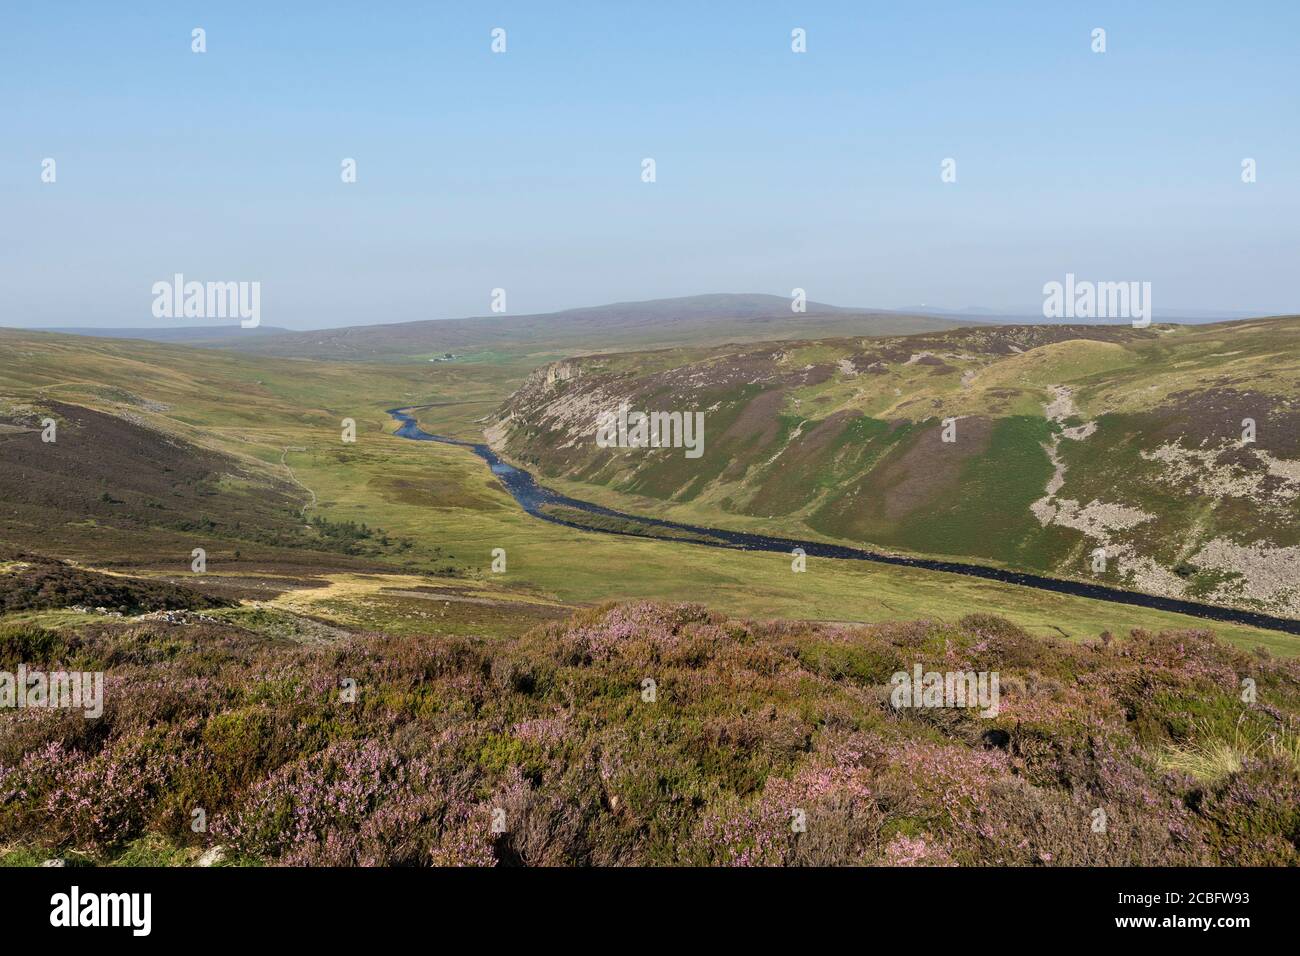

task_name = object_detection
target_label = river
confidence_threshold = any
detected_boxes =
[388,406,1300,636]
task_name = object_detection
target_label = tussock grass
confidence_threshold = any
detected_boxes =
[1159,715,1300,782]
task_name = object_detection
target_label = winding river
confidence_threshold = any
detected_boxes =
[388,406,1300,637]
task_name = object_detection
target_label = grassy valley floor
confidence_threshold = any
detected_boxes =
[1,328,1296,655]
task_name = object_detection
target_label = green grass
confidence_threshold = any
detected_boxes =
[1,835,256,867]
[480,318,1300,629]
[2,327,1298,656]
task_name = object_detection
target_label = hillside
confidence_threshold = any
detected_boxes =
[0,398,317,558]
[490,318,1300,618]
[5,325,1293,654]
[4,317,1300,870]
[112,294,978,363]
[4,600,1298,865]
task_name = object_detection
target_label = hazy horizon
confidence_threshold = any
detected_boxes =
[7,289,1273,335]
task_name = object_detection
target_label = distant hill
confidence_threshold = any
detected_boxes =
[49,294,976,362]
[895,305,1265,325]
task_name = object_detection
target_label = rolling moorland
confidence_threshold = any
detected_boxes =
[491,317,1300,619]
[2,301,1299,866]
[64,294,975,363]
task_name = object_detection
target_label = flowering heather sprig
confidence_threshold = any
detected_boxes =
[41,737,179,850]
[561,602,706,662]
[884,833,954,866]
[1116,629,1243,690]
[510,715,570,746]
[218,740,408,862]
[692,738,881,866]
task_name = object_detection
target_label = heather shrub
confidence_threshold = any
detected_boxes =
[1193,761,1300,865]
[0,554,233,615]
[797,638,902,686]
[687,734,885,865]
[956,613,1057,672]
[40,733,181,850]
[218,740,412,863]
[0,622,70,668]
[1,602,1298,865]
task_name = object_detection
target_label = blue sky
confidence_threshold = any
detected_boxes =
[3,1,1298,328]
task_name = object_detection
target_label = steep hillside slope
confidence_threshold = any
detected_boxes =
[490,318,1300,617]
[0,397,392,565]
[0,329,458,569]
